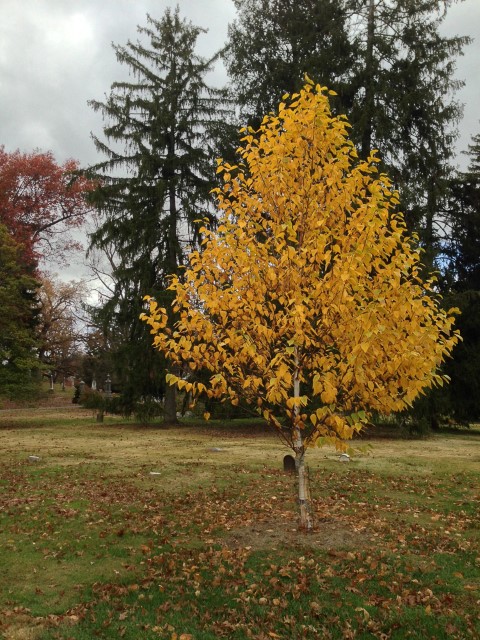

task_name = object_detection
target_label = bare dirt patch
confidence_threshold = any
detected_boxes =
[220,517,369,552]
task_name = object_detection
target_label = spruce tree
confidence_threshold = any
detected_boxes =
[0,224,40,400]
[438,131,480,421]
[410,129,480,424]
[224,0,470,266]
[442,130,480,292]
[464,131,480,177]
[87,8,228,422]
[224,0,356,128]
[347,0,470,264]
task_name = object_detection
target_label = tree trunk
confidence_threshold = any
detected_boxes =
[293,349,313,531]
[294,445,313,531]
[163,364,178,425]
[162,120,179,428]
[361,0,375,158]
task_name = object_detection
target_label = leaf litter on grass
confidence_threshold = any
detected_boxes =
[5,467,475,639]
[0,421,479,639]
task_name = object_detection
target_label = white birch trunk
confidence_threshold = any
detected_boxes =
[293,350,313,531]
[294,445,313,530]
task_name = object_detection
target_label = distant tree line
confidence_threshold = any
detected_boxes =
[1,0,478,424]
[0,148,91,399]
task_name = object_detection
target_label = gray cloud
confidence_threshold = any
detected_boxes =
[1,0,477,166]
[1,0,478,282]
[0,0,235,166]
[439,0,480,168]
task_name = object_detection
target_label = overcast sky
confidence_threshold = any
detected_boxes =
[0,0,479,280]
[1,0,479,168]
[0,0,236,167]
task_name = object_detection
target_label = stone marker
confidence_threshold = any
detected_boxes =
[208,447,224,452]
[338,453,351,462]
[283,454,296,474]
[28,456,41,462]
[149,472,161,476]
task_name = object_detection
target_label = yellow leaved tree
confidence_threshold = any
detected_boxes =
[142,81,459,529]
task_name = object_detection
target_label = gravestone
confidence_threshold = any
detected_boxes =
[283,454,296,474]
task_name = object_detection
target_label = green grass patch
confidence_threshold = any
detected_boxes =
[0,410,478,639]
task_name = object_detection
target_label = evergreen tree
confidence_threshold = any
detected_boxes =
[442,129,480,293]
[224,0,470,266]
[464,130,480,177]
[447,169,480,292]
[87,9,228,422]
[0,224,40,400]
[439,131,480,420]
[224,0,356,128]
[443,289,480,421]
[347,0,469,264]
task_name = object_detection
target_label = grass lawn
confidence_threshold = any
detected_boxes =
[0,403,478,639]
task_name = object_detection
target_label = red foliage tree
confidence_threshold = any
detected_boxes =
[0,146,93,269]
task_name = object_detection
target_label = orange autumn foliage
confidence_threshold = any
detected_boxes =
[0,147,92,269]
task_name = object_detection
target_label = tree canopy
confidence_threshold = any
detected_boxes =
[437,129,480,421]
[142,82,460,526]
[0,147,92,270]
[86,8,230,420]
[37,274,87,382]
[0,224,40,399]
[224,0,355,127]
